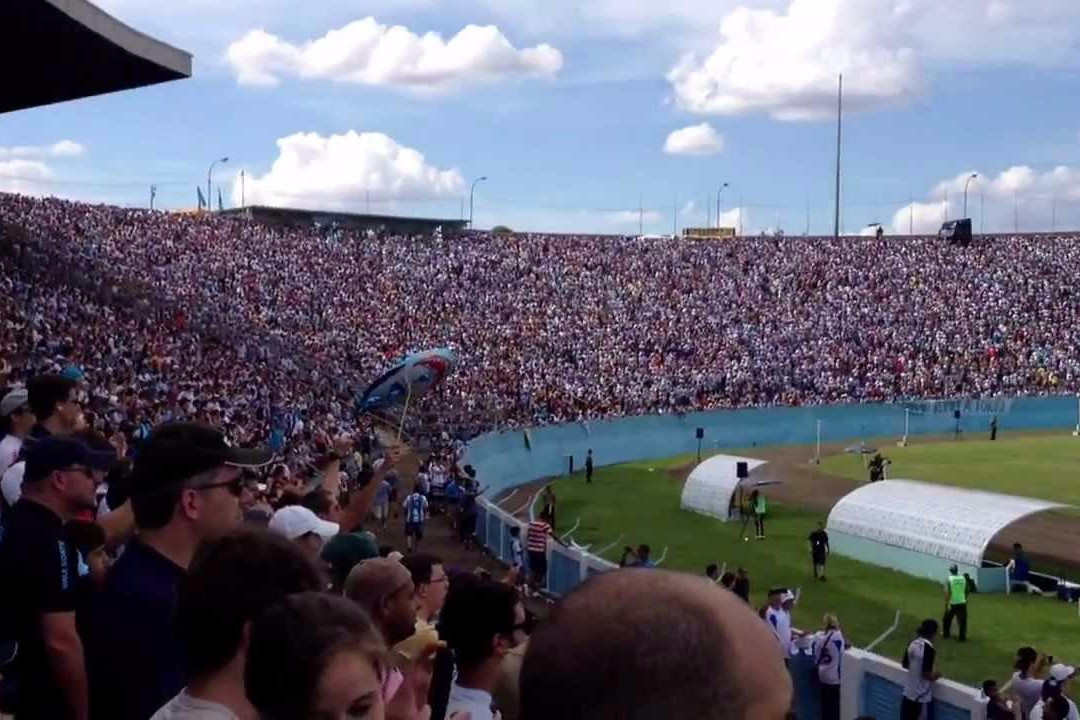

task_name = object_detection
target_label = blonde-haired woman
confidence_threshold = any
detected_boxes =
[813,613,848,720]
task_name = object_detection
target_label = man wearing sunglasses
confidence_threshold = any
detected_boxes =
[86,422,274,720]
[2,374,84,510]
[0,434,117,720]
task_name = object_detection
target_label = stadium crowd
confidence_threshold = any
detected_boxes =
[3,192,1080,719]
[6,194,1080,443]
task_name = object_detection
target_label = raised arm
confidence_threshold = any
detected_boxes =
[340,447,400,533]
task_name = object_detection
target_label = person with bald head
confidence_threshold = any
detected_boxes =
[520,568,792,720]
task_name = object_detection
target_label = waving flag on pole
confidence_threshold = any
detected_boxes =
[218,188,224,211]
[197,186,206,210]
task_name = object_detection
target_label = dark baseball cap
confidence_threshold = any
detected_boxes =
[23,436,117,484]
[128,422,274,494]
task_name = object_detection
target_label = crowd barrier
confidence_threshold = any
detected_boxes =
[467,396,1073,719]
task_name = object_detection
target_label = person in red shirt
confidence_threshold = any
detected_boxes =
[526,511,555,591]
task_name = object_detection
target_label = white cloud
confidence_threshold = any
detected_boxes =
[605,209,662,225]
[226,18,563,93]
[0,159,54,195]
[890,164,1080,234]
[717,207,743,229]
[233,130,465,211]
[668,0,922,121]
[48,140,85,157]
[680,200,698,216]
[0,140,85,159]
[664,123,725,156]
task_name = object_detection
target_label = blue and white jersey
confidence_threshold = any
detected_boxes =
[404,492,428,524]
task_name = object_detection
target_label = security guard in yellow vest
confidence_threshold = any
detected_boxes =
[943,564,969,641]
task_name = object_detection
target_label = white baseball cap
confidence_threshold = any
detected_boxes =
[0,388,29,417]
[1050,664,1076,683]
[269,505,339,541]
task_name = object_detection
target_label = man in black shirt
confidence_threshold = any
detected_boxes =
[808,521,830,581]
[732,567,751,602]
[585,449,594,484]
[87,422,273,720]
[0,434,115,720]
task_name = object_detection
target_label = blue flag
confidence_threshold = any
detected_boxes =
[197,186,206,210]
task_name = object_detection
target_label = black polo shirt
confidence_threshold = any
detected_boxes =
[87,537,187,720]
[0,498,82,720]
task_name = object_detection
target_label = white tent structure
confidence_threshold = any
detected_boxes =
[680,454,767,521]
[826,479,1067,585]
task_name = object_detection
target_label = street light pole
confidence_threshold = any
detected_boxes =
[963,173,977,218]
[469,176,488,229]
[716,182,729,229]
[207,156,228,212]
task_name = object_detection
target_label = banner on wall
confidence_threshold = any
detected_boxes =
[904,397,1014,416]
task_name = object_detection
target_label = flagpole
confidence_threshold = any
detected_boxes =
[397,382,413,441]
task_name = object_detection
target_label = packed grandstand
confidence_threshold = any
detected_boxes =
[5,192,1080,449]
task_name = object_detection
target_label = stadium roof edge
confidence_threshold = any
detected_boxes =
[49,0,192,72]
[220,205,466,226]
[2,0,192,113]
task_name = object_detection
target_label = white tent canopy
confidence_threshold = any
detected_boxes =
[826,479,1067,567]
[680,455,767,521]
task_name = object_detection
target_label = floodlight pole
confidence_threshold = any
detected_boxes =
[963,173,977,217]
[207,156,228,213]
[469,176,488,229]
[716,183,729,229]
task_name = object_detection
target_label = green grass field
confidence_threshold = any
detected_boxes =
[819,435,1080,507]
[554,456,1080,688]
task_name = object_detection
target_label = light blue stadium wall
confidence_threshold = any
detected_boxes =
[466,395,1077,497]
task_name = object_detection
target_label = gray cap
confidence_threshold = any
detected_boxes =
[0,388,29,417]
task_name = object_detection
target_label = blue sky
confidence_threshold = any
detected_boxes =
[3,0,1080,234]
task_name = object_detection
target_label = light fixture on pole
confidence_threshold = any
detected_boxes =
[469,176,488,229]
[716,182,730,229]
[207,156,229,212]
[963,173,977,218]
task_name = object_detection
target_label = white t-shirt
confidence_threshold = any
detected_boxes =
[0,434,22,477]
[448,682,498,720]
[1010,672,1045,719]
[149,690,240,720]
[1030,697,1080,720]
[813,629,846,686]
[902,637,936,703]
[1,460,25,507]
[765,607,792,654]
